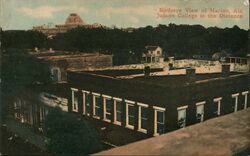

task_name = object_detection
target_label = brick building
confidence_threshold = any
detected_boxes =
[10,63,249,146]
[29,49,113,82]
[67,65,249,145]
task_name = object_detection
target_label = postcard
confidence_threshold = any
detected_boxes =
[0,0,249,155]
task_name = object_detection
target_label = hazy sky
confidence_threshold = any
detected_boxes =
[0,0,249,30]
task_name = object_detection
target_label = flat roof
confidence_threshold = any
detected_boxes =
[28,50,111,60]
[74,69,244,88]
[95,108,250,155]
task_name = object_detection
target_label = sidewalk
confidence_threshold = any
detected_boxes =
[5,118,47,151]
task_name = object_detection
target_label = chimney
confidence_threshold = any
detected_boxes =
[34,47,39,52]
[168,57,175,64]
[221,64,230,77]
[144,66,151,77]
[186,67,196,83]
[49,48,54,52]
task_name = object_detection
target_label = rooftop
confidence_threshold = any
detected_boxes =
[65,13,85,25]
[96,108,250,155]
[145,45,160,51]
[75,69,244,88]
[28,49,111,60]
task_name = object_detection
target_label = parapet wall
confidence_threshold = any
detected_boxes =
[95,108,250,155]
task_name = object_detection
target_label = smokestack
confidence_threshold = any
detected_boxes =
[144,66,151,77]
[221,64,230,77]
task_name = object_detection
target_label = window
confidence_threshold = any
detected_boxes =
[236,58,240,64]
[39,106,45,122]
[71,88,78,112]
[125,100,135,129]
[45,108,49,116]
[196,101,205,122]
[93,93,101,119]
[142,57,146,62]
[242,59,247,65]
[177,106,188,128]
[214,97,222,115]
[231,58,236,63]
[147,57,151,63]
[242,91,249,109]
[113,97,122,125]
[82,90,90,116]
[138,103,148,133]
[103,95,112,122]
[14,99,22,119]
[153,106,165,136]
[51,67,61,82]
[232,93,239,112]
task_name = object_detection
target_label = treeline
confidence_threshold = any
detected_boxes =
[1,24,249,64]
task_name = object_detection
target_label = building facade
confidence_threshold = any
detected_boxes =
[11,84,69,129]
[225,56,250,72]
[29,49,113,83]
[67,66,249,144]
[9,62,249,146]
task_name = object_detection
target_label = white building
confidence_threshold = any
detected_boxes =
[141,46,164,63]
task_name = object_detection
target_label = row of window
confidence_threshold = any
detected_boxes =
[71,88,166,136]
[226,58,248,65]
[71,88,249,136]
[177,91,249,128]
[13,99,49,126]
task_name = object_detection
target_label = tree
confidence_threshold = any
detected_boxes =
[44,107,103,155]
[2,24,248,65]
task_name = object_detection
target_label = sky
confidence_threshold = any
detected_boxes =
[0,0,249,30]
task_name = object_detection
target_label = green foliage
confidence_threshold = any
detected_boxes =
[1,48,52,87]
[44,107,102,155]
[2,30,48,49]
[2,24,248,65]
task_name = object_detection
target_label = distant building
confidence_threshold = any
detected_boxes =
[121,27,136,33]
[192,54,211,60]
[141,46,164,63]
[32,13,107,37]
[225,56,250,72]
[29,48,113,82]
[212,51,231,61]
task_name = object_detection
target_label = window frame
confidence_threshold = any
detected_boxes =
[213,97,222,115]
[71,88,78,112]
[196,101,205,122]
[232,93,239,112]
[242,91,249,109]
[153,106,166,136]
[113,97,122,126]
[103,94,112,122]
[137,102,149,134]
[125,99,135,129]
[177,105,188,128]
[92,92,101,119]
[82,90,90,116]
